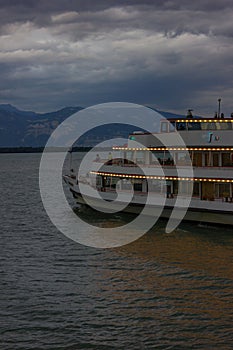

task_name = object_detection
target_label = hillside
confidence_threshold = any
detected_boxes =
[0,105,83,147]
[0,104,184,147]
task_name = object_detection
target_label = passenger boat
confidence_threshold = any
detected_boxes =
[64,109,233,227]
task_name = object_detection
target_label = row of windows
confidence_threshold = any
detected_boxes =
[97,176,232,198]
[125,150,233,167]
[161,121,233,132]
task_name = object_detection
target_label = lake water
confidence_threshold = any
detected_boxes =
[1,153,233,349]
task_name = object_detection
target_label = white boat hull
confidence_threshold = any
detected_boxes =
[68,184,233,226]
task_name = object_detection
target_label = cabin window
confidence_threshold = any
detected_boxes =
[192,152,202,166]
[149,179,165,192]
[173,181,178,195]
[193,182,200,196]
[222,153,232,166]
[150,151,173,165]
[213,153,220,166]
[103,176,111,188]
[122,179,133,190]
[202,182,215,200]
[201,122,232,130]
[176,152,190,165]
[173,180,193,195]
[215,183,231,198]
[178,181,193,194]
[133,181,142,192]
[161,122,169,133]
[176,122,186,131]
[201,122,216,130]
[96,175,102,187]
[216,122,232,130]
[204,152,211,166]
[109,177,118,189]
[135,151,144,164]
[207,122,216,130]
[187,122,201,130]
[150,151,165,164]
[126,151,133,161]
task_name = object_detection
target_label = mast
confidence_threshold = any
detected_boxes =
[217,98,221,118]
[69,147,73,174]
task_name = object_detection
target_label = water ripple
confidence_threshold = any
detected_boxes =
[1,154,233,349]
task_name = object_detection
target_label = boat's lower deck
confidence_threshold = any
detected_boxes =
[69,184,233,227]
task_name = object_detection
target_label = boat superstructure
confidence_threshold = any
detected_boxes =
[64,111,233,226]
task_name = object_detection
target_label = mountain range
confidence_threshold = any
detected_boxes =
[0,104,184,147]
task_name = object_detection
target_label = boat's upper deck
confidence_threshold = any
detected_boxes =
[128,118,233,148]
[160,118,233,132]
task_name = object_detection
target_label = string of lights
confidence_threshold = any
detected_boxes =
[90,171,233,183]
[113,146,233,151]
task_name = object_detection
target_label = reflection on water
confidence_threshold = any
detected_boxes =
[1,153,233,349]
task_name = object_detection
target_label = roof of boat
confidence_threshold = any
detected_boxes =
[161,117,233,121]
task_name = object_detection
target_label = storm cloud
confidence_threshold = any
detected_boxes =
[0,0,232,115]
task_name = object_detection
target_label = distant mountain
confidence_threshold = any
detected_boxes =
[0,105,83,147]
[0,104,184,147]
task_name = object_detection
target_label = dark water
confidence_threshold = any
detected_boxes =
[1,153,233,350]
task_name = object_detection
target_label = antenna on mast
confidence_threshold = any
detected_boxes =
[217,98,221,119]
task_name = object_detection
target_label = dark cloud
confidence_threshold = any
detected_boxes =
[1,0,233,30]
[0,0,232,114]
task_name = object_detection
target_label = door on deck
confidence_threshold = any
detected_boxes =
[213,153,219,167]
[201,182,215,200]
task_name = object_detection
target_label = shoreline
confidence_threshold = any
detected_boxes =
[0,146,92,153]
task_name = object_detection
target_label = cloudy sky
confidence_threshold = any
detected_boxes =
[0,0,232,115]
